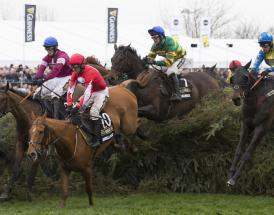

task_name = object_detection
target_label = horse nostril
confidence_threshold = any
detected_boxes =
[29,152,37,161]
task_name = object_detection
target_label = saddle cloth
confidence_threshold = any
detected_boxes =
[99,111,114,142]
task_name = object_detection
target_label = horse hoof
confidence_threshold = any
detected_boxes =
[226,179,235,186]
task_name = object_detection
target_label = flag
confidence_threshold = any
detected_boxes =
[107,8,118,44]
[200,17,210,47]
[25,4,36,42]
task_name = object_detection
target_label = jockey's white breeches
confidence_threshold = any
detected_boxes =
[88,87,109,120]
[166,58,185,76]
[40,76,70,99]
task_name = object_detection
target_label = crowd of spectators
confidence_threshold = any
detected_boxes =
[0,64,231,92]
[0,64,37,92]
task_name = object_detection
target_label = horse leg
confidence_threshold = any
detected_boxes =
[59,168,71,208]
[228,123,250,179]
[82,167,93,206]
[138,105,160,120]
[229,124,266,186]
[26,160,40,201]
[0,140,25,200]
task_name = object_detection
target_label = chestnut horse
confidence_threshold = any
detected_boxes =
[110,45,220,121]
[27,85,139,207]
[226,61,274,186]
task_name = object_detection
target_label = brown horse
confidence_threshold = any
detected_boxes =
[0,84,45,200]
[85,55,117,85]
[27,85,139,207]
[226,61,274,186]
[0,83,84,201]
[111,45,220,121]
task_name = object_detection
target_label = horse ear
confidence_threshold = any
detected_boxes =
[42,112,47,119]
[31,112,36,121]
[210,64,217,70]
[114,44,117,51]
[127,43,131,48]
[244,60,252,69]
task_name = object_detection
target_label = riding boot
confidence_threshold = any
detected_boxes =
[91,119,101,148]
[169,73,181,101]
[52,98,61,119]
[81,119,101,148]
[42,99,53,118]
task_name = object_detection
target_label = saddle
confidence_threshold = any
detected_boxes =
[159,74,192,99]
[70,110,114,145]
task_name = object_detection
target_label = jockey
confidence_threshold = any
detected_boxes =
[252,32,274,76]
[66,53,109,147]
[35,36,72,119]
[145,26,186,101]
[227,60,242,83]
[229,60,242,72]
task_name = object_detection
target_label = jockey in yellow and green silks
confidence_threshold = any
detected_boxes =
[252,32,274,76]
[144,26,186,101]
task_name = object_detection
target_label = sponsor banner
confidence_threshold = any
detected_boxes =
[25,4,36,42]
[107,8,118,44]
[200,17,210,47]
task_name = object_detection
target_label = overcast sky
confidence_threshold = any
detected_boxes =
[1,0,273,30]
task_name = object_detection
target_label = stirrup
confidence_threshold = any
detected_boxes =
[91,140,100,148]
[170,94,181,101]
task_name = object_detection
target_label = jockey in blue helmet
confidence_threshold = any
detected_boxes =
[34,36,72,119]
[252,32,274,76]
[145,26,186,101]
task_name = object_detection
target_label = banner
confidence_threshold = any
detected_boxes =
[24,4,36,42]
[107,8,118,44]
[200,17,210,47]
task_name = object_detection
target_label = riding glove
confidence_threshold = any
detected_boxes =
[70,106,79,115]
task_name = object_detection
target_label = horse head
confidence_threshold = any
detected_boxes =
[230,60,252,106]
[0,84,12,117]
[110,44,145,80]
[27,113,49,161]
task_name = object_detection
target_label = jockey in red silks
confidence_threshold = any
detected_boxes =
[66,53,109,147]
[34,36,72,119]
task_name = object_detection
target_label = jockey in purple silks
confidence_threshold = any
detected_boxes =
[34,36,72,119]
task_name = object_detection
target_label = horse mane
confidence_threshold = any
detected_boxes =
[85,55,104,67]
[117,45,143,62]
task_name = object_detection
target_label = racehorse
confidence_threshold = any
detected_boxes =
[110,44,220,121]
[86,55,117,85]
[0,83,83,200]
[27,85,139,207]
[226,61,274,186]
[0,84,47,200]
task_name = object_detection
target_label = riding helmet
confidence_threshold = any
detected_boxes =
[258,32,273,44]
[69,53,86,65]
[229,60,242,71]
[43,36,58,47]
[148,26,165,37]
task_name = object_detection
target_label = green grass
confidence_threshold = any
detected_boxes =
[1,193,274,215]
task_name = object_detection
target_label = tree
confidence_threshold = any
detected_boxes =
[234,21,259,39]
[160,0,237,38]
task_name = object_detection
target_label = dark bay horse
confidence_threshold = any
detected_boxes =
[227,61,274,186]
[27,85,139,207]
[0,84,83,200]
[0,84,45,200]
[110,45,220,121]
